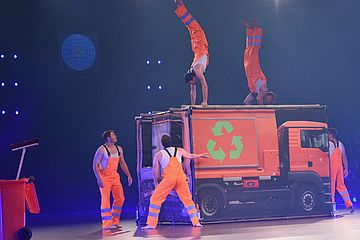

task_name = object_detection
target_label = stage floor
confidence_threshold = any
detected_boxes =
[31,209,360,239]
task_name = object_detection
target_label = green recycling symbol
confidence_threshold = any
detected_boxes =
[206,121,243,163]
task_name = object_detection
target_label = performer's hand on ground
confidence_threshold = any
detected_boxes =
[201,101,208,107]
[97,179,104,188]
[128,176,133,186]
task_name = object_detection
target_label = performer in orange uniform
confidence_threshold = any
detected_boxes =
[175,0,209,107]
[328,128,355,213]
[142,135,209,229]
[242,19,276,105]
[93,130,133,230]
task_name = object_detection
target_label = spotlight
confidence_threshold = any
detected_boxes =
[13,54,18,59]
[148,111,151,114]
[146,60,150,65]
[15,111,19,115]
[14,82,19,87]
[1,82,4,87]
[157,60,161,64]
[147,85,151,90]
[158,85,162,90]
[1,110,5,115]
[0,54,4,59]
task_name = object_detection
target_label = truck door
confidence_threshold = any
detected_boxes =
[299,129,329,177]
[288,128,308,172]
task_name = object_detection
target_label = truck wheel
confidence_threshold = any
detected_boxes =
[296,185,318,212]
[198,189,224,218]
[18,227,32,240]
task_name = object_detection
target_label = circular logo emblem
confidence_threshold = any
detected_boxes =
[61,34,96,71]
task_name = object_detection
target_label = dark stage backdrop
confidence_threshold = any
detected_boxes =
[1,0,359,222]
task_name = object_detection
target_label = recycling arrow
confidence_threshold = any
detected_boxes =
[211,121,234,136]
[207,139,226,163]
[230,136,243,159]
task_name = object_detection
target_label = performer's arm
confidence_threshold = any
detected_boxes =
[190,84,196,105]
[119,147,133,186]
[341,143,349,177]
[194,65,208,106]
[180,148,209,160]
[244,93,255,105]
[152,152,162,187]
[93,146,104,188]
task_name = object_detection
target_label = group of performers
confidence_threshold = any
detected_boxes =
[91,0,354,232]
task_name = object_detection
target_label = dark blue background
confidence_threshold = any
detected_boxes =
[0,0,359,223]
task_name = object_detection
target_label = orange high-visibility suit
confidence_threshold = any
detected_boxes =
[175,4,209,68]
[146,147,200,227]
[244,27,267,93]
[330,141,353,208]
[97,145,125,229]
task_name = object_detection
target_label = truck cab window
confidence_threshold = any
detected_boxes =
[300,130,328,152]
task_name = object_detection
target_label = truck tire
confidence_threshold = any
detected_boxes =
[18,227,32,240]
[198,188,224,218]
[295,185,319,213]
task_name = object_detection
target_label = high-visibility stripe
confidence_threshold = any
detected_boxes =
[185,205,196,212]
[102,216,112,220]
[339,190,349,196]
[189,212,197,219]
[101,208,111,213]
[247,42,261,46]
[343,196,351,201]
[149,204,161,210]
[148,211,159,217]
[247,36,262,39]
[181,11,191,20]
[185,17,194,26]
[112,212,121,218]
[112,205,122,211]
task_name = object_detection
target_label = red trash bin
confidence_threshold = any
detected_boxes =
[0,178,40,240]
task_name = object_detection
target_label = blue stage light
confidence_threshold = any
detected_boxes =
[1,82,4,87]
[13,54,18,59]
[15,111,19,115]
[353,197,357,203]
[14,82,19,87]
[1,110,5,115]
[157,60,161,64]
[0,54,4,59]
[158,85,162,90]
[146,60,150,65]
[148,111,151,114]
[147,85,151,90]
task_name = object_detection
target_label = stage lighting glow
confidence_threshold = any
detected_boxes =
[1,82,4,87]
[157,60,161,64]
[1,110,5,115]
[353,197,357,203]
[146,60,150,65]
[147,85,151,90]
[0,54,4,59]
[148,111,151,114]
[158,85,162,90]
[13,54,18,59]
[15,111,19,115]
[14,82,19,87]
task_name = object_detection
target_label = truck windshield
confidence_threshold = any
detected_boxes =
[300,130,328,152]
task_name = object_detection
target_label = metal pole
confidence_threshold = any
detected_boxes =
[16,148,26,180]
